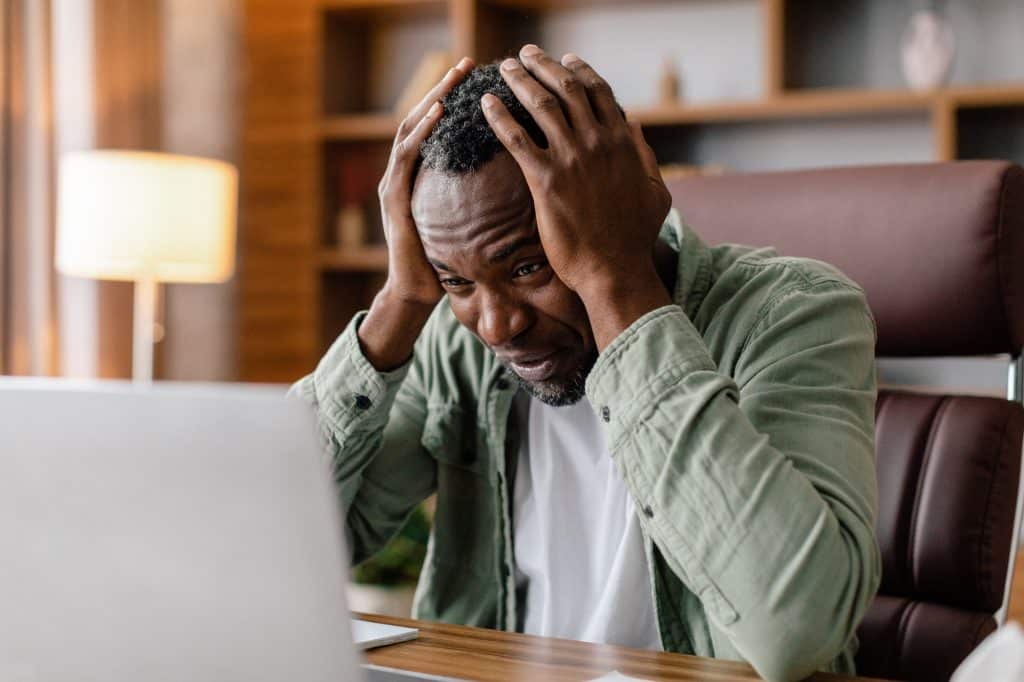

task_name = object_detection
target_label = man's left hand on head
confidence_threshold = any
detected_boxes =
[480,45,672,303]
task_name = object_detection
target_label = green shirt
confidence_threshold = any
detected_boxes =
[291,210,880,682]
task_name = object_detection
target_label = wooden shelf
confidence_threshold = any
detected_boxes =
[322,0,441,5]
[948,84,1024,110]
[632,88,936,126]
[320,247,389,272]
[634,83,1024,127]
[320,85,1024,143]
[321,114,398,141]
[480,0,679,8]
[320,0,445,12]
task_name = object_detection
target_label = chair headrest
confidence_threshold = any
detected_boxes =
[666,161,1024,356]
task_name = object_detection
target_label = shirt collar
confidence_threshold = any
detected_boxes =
[660,208,712,321]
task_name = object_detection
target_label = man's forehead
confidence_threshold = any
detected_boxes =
[411,154,531,232]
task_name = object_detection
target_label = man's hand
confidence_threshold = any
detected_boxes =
[480,46,673,350]
[377,56,475,308]
[358,57,475,371]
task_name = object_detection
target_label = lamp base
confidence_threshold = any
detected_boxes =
[132,278,158,383]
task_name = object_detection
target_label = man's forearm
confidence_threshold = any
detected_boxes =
[358,287,436,371]
[578,265,672,352]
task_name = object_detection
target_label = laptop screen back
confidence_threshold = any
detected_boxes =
[0,381,360,682]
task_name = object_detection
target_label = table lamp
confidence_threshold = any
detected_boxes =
[56,150,238,382]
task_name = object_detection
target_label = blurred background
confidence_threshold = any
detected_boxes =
[3,0,1023,612]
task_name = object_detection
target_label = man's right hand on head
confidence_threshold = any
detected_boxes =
[358,56,474,372]
[376,56,474,310]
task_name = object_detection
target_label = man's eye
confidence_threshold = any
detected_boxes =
[440,277,467,288]
[514,263,544,278]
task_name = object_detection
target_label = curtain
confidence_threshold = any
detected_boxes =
[0,0,58,376]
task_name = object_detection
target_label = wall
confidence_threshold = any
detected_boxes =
[160,0,240,381]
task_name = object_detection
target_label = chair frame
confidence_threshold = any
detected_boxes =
[997,355,1024,624]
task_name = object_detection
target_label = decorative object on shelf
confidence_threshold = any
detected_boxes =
[901,1,955,91]
[336,149,375,250]
[394,50,451,116]
[337,205,365,250]
[657,56,682,106]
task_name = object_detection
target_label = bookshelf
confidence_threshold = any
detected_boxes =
[241,0,1024,382]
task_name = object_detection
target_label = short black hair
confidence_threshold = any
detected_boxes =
[419,61,546,174]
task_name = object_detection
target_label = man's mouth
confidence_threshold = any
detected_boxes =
[503,349,564,382]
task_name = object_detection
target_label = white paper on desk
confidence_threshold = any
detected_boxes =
[951,621,1024,682]
[588,672,652,682]
[351,619,419,650]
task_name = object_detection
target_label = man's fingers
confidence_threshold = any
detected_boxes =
[402,101,444,159]
[498,57,571,146]
[399,56,473,137]
[480,92,543,170]
[628,120,660,180]
[628,120,672,220]
[518,44,597,132]
[560,53,621,127]
[387,101,443,194]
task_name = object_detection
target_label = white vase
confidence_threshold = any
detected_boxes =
[901,8,956,91]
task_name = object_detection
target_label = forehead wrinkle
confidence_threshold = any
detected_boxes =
[418,199,531,244]
[411,153,531,234]
[414,184,533,260]
[423,215,529,264]
[445,199,533,247]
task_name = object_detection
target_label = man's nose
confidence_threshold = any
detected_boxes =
[477,292,530,348]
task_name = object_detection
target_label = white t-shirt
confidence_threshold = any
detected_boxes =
[511,393,662,650]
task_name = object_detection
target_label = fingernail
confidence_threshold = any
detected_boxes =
[456,56,473,71]
[429,101,442,116]
[563,52,582,65]
[521,44,542,56]
[501,58,520,71]
[481,93,497,109]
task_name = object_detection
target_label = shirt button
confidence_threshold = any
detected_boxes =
[601,406,611,422]
[643,505,654,518]
[496,378,510,390]
[353,394,372,410]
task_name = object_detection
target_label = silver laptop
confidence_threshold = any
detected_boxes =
[0,379,456,682]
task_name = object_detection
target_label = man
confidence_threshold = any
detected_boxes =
[292,46,880,682]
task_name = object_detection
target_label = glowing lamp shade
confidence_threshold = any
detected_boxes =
[56,151,238,381]
[57,150,237,283]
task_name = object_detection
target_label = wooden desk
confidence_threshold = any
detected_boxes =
[359,613,888,681]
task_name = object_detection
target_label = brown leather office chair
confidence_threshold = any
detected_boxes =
[666,161,1024,682]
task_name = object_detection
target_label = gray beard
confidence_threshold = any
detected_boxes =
[501,349,597,407]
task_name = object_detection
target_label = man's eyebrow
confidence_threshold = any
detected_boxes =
[428,258,453,272]
[488,236,541,264]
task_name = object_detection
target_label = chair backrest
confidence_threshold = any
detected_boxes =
[666,161,1024,681]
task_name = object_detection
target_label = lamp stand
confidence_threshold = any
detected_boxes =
[132,277,159,383]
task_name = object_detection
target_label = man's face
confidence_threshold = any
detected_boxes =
[411,152,597,406]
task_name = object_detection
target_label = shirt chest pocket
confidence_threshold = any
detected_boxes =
[421,405,486,475]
